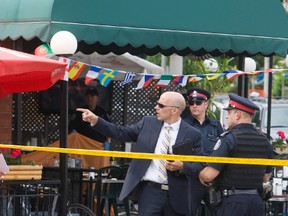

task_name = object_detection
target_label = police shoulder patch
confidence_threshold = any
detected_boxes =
[219,130,230,137]
[213,139,222,150]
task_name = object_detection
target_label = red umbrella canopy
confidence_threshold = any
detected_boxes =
[0,47,66,98]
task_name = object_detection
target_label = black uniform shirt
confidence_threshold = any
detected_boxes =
[184,115,224,155]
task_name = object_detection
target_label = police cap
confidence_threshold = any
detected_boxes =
[85,87,99,96]
[224,93,259,114]
[187,87,211,101]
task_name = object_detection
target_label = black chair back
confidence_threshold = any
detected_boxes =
[95,166,125,216]
[98,166,123,179]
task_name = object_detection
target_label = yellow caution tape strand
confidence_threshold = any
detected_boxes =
[0,143,287,166]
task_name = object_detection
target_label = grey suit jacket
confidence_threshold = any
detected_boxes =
[93,116,203,215]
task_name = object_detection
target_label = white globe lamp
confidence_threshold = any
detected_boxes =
[50,31,78,55]
[244,57,256,72]
[204,58,218,72]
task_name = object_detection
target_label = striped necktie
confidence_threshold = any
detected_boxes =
[158,126,172,182]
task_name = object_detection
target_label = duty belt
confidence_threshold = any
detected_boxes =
[222,189,259,197]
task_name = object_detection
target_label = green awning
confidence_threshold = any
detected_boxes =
[1,0,288,57]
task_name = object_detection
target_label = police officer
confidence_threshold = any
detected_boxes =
[183,88,224,215]
[183,87,224,155]
[199,93,273,216]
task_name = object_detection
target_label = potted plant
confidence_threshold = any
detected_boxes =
[0,148,42,180]
[272,131,288,154]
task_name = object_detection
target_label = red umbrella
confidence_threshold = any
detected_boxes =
[0,47,66,97]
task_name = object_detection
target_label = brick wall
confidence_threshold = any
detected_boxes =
[0,95,12,143]
[0,40,15,144]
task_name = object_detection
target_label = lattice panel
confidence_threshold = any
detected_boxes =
[21,92,46,145]
[110,82,125,125]
[45,114,60,144]
[11,98,16,144]
[12,92,60,146]
[126,80,160,123]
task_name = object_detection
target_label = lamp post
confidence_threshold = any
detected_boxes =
[50,31,77,215]
[262,57,274,140]
[243,57,256,97]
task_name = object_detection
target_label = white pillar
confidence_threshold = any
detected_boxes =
[169,54,183,75]
[161,55,167,71]
[264,57,270,98]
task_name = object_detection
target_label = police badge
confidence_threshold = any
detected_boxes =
[213,139,221,150]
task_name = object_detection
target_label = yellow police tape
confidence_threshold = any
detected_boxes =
[0,143,287,166]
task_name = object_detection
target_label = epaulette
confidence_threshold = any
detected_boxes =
[219,130,230,137]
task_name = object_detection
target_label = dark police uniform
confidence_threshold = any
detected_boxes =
[184,87,224,155]
[207,93,273,216]
[183,88,224,216]
[184,115,223,155]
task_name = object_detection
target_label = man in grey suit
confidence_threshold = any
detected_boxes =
[78,91,203,216]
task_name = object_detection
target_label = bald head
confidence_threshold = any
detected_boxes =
[161,91,186,113]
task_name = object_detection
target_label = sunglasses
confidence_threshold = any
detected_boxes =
[188,100,204,106]
[156,101,179,109]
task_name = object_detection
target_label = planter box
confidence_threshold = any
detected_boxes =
[275,147,288,155]
[3,165,43,180]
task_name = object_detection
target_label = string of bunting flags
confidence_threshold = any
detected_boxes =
[57,57,288,90]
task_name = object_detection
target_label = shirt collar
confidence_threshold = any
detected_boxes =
[163,118,181,131]
[190,115,210,124]
[232,123,255,130]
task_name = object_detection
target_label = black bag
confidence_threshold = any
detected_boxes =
[172,139,195,155]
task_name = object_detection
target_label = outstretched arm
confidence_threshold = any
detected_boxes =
[76,108,98,125]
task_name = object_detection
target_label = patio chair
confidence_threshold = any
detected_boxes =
[95,165,128,216]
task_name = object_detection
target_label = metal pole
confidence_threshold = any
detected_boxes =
[237,56,244,96]
[59,79,68,215]
[244,74,249,98]
[242,58,249,98]
[13,40,23,145]
[50,31,77,215]
[267,57,273,140]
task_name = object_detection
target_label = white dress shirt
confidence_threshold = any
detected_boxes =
[142,118,181,183]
